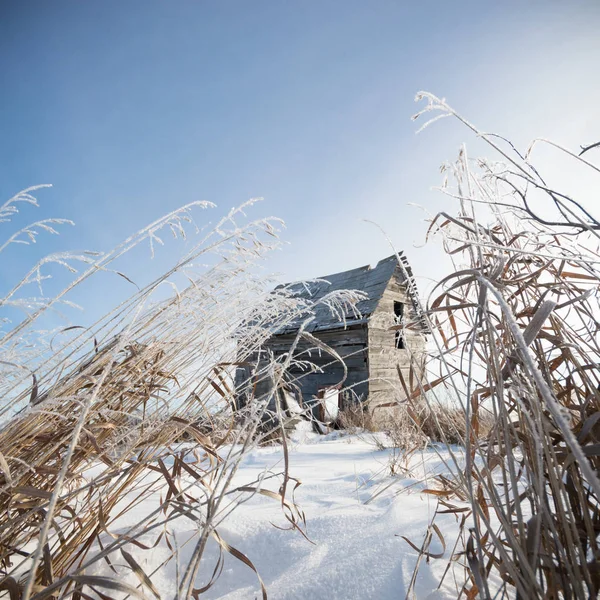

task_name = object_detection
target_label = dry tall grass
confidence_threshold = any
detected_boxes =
[400,92,600,599]
[0,193,359,599]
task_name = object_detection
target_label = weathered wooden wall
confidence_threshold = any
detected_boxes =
[268,325,369,406]
[367,267,426,418]
[235,324,369,410]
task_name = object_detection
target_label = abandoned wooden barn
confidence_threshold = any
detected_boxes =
[234,254,427,424]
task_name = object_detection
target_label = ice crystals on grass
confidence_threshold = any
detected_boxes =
[0,185,51,222]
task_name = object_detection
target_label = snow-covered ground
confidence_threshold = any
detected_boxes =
[91,424,467,599]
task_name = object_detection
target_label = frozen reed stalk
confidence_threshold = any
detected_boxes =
[0,190,359,600]
[403,92,600,599]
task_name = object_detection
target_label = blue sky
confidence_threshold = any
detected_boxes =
[1,1,600,325]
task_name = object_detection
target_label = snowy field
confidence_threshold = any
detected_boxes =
[87,425,467,599]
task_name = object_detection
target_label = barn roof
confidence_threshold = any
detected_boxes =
[274,253,423,334]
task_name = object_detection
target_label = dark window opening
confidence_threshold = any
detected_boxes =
[394,301,405,349]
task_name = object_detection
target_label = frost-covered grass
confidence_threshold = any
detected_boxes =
[409,93,600,599]
[0,188,368,600]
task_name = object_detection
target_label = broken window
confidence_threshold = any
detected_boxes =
[394,301,405,349]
